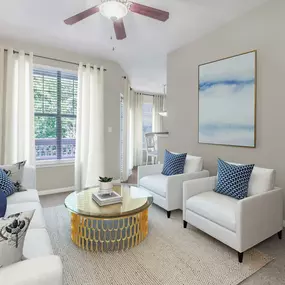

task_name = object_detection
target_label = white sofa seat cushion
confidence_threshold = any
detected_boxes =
[140,174,168,198]
[23,229,53,259]
[0,255,63,285]
[7,190,40,204]
[6,202,46,229]
[186,191,238,232]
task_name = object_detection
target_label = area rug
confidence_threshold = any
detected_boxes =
[43,205,273,285]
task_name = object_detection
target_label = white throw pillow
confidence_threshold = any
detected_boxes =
[247,167,275,196]
[184,155,203,173]
[0,210,34,268]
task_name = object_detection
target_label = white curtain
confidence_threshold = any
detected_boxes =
[121,79,131,181]
[75,63,104,190]
[152,94,164,132]
[121,82,144,181]
[129,90,143,167]
[0,48,35,165]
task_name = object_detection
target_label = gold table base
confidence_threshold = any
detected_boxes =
[70,209,149,252]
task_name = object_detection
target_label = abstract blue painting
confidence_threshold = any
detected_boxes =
[198,51,256,147]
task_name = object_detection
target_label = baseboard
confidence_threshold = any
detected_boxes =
[38,186,74,196]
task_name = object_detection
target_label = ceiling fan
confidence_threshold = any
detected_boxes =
[64,0,169,40]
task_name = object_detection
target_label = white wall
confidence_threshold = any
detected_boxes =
[166,0,285,217]
[0,38,127,191]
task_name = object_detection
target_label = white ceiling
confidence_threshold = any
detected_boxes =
[0,0,268,93]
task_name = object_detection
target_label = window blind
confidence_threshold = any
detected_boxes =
[33,67,78,160]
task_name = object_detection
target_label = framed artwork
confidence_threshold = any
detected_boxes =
[198,50,257,148]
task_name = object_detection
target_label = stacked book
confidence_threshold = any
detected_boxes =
[92,191,123,206]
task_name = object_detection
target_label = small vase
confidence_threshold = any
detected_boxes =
[100,182,113,191]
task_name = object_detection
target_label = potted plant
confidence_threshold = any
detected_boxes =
[99,176,113,191]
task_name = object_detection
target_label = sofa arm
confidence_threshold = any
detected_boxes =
[0,255,63,285]
[167,170,210,211]
[236,187,283,252]
[22,165,36,189]
[183,176,216,219]
[138,164,164,184]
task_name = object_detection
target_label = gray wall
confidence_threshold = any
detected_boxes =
[0,38,127,191]
[36,165,74,191]
[166,0,285,217]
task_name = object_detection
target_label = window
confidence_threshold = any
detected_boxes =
[142,96,153,148]
[33,67,78,161]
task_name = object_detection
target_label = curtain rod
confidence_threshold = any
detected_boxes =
[123,76,166,97]
[4,49,107,72]
[129,87,165,97]
[130,87,154,97]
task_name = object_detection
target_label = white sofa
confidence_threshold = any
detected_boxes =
[138,155,209,218]
[0,166,63,285]
[183,165,283,262]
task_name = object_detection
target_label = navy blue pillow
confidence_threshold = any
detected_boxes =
[162,150,187,176]
[215,159,254,200]
[0,168,15,197]
[0,190,7,217]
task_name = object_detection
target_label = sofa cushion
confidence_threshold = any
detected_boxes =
[216,159,254,199]
[140,174,168,198]
[247,167,275,196]
[7,189,40,204]
[186,191,238,232]
[228,162,275,196]
[162,150,187,176]
[184,155,203,173]
[6,202,46,229]
[23,229,53,260]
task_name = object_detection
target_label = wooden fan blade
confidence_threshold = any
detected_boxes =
[129,2,169,22]
[64,6,100,25]
[113,19,127,40]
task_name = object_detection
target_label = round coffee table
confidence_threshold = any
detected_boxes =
[65,184,153,252]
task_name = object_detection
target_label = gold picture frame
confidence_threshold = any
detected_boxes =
[198,50,257,148]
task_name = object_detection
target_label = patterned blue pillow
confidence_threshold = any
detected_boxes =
[162,150,187,176]
[0,168,16,197]
[215,159,254,200]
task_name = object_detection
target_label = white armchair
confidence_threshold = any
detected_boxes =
[138,155,209,218]
[183,166,283,263]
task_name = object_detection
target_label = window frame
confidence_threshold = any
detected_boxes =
[34,68,77,164]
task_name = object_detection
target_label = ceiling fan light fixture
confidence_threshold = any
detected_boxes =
[100,0,129,20]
